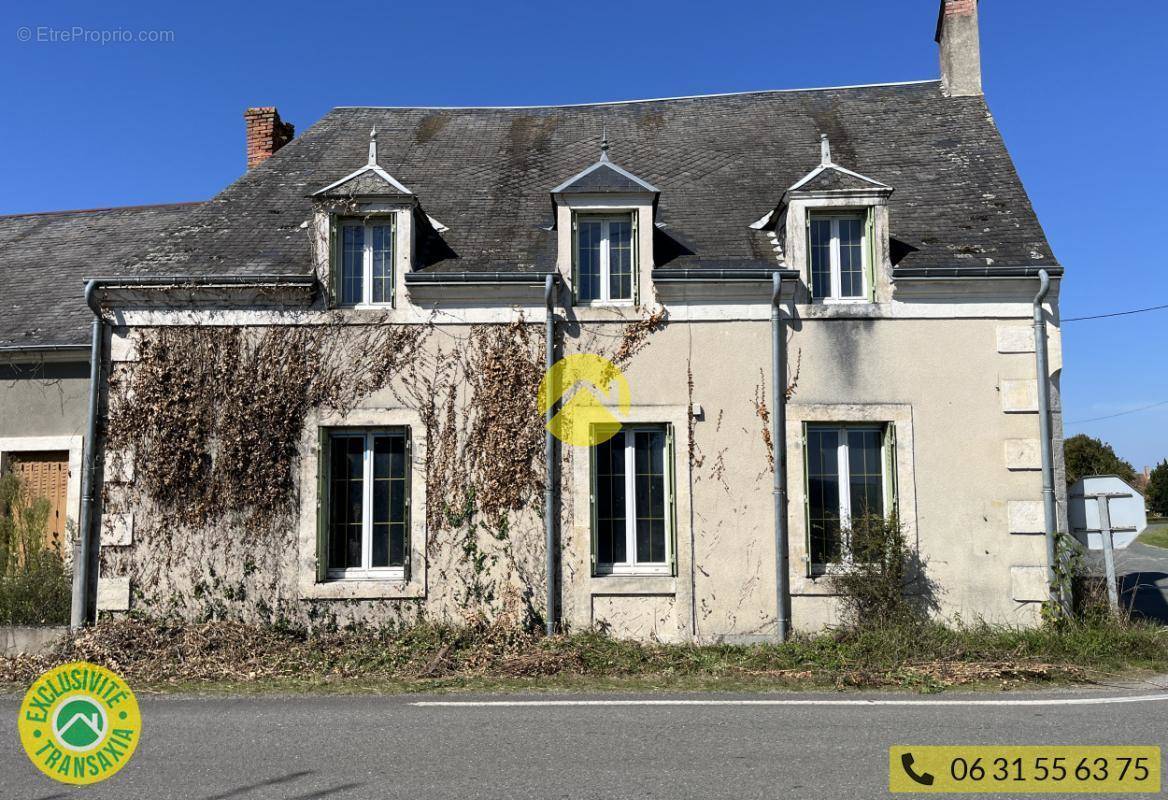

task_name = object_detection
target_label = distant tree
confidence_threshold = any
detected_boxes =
[1063,434,1137,486]
[1147,461,1168,517]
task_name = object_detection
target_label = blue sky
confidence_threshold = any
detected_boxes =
[3,1,1165,468]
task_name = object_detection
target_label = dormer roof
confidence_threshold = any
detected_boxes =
[788,135,892,194]
[313,127,413,198]
[551,134,658,195]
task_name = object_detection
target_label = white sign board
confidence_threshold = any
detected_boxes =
[1068,474,1148,550]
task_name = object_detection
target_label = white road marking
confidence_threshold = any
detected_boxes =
[413,693,1168,708]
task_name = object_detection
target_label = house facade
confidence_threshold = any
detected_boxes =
[2,1,1067,641]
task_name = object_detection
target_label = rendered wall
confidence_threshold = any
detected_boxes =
[94,305,1064,640]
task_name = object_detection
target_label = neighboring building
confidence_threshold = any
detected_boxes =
[1068,475,1148,550]
[0,203,198,553]
[1,1,1068,640]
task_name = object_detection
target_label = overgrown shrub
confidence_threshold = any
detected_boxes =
[0,474,71,626]
[828,514,936,630]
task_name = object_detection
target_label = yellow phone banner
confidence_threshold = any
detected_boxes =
[889,745,1160,794]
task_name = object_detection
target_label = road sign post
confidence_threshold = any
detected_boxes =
[1087,491,1128,615]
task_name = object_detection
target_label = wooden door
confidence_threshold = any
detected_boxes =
[7,451,70,553]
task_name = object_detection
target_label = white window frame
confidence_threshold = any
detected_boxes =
[337,217,395,307]
[808,212,868,303]
[326,429,407,581]
[807,424,888,572]
[594,426,672,577]
[575,213,635,305]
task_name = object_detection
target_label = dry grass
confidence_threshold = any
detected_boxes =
[4,615,1164,695]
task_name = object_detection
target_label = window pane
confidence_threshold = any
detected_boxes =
[594,433,626,565]
[372,437,390,567]
[328,434,364,569]
[838,217,864,298]
[577,220,602,302]
[810,218,832,299]
[371,225,393,304]
[372,434,407,568]
[608,219,633,300]
[389,523,406,565]
[806,427,841,564]
[341,225,364,306]
[328,438,348,570]
[847,429,884,518]
[633,429,667,564]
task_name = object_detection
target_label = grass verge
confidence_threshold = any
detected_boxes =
[1137,521,1168,550]
[2,617,1166,695]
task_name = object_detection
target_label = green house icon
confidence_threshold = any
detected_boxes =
[54,698,105,750]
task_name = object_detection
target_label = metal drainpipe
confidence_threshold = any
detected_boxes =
[772,273,791,642]
[544,275,557,636]
[71,280,104,630]
[1032,268,1060,610]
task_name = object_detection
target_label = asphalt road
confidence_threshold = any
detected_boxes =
[1086,541,1168,622]
[3,688,1166,800]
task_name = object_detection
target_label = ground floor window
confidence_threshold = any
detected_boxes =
[321,428,410,580]
[805,423,896,568]
[591,424,674,576]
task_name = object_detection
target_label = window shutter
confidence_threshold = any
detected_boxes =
[327,216,339,308]
[883,422,899,518]
[801,422,813,576]
[403,428,412,581]
[391,213,398,308]
[805,214,814,300]
[631,211,640,306]
[666,423,677,576]
[589,439,598,575]
[316,428,329,583]
[570,215,579,306]
[865,207,876,303]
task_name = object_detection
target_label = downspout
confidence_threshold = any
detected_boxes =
[772,273,791,642]
[71,280,104,630]
[544,275,557,636]
[1032,268,1060,610]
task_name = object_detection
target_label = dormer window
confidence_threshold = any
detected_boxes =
[809,211,869,301]
[551,133,658,307]
[575,213,635,303]
[312,127,415,309]
[754,134,892,305]
[338,217,395,306]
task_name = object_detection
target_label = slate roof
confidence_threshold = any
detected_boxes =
[0,203,200,349]
[130,80,1056,277]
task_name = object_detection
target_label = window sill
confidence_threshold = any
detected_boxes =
[336,303,396,311]
[578,299,635,308]
[589,574,676,596]
[809,561,874,576]
[301,576,423,601]
[326,569,406,582]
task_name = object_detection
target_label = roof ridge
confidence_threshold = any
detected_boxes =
[0,201,203,220]
[332,79,941,112]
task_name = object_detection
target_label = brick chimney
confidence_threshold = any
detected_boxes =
[936,0,982,97]
[244,107,294,169]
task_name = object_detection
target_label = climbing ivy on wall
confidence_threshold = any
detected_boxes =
[101,309,671,629]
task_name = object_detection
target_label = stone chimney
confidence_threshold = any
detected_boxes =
[245,107,294,169]
[936,0,982,97]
